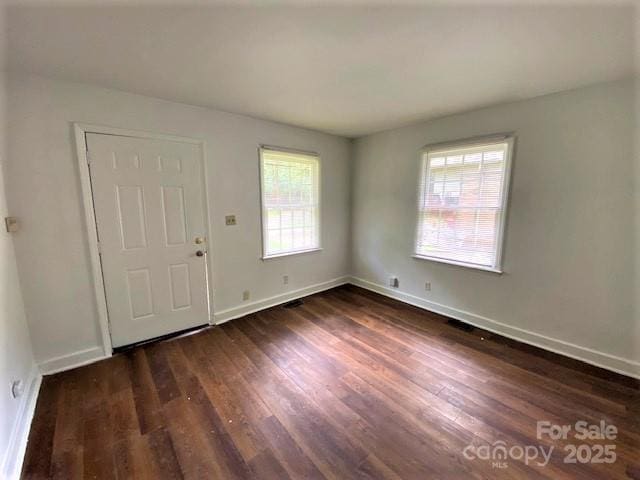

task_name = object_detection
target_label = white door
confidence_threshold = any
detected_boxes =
[86,133,209,348]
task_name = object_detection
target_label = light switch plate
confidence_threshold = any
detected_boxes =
[4,217,18,233]
[225,215,237,226]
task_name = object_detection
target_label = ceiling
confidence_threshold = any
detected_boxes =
[3,3,635,137]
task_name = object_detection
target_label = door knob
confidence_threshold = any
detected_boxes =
[196,250,204,257]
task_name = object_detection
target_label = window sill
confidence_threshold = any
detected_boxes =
[412,254,503,274]
[262,248,323,260]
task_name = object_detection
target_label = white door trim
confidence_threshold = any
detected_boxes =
[73,123,213,356]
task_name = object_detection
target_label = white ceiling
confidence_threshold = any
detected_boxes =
[4,3,634,137]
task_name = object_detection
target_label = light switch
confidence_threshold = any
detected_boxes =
[4,217,18,233]
[225,215,237,226]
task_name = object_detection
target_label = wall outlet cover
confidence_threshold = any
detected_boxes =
[11,379,24,399]
[5,216,18,233]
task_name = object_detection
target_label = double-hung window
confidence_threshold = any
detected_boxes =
[259,147,320,258]
[415,136,514,272]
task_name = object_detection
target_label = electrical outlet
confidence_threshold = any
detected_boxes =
[283,275,289,285]
[242,290,250,301]
[11,380,24,399]
[225,215,237,226]
[5,217,18,233]
[425,282,431,291]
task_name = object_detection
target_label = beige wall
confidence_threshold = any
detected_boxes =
[351,80,638,375]
[6,73,351,370]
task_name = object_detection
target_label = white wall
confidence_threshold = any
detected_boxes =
[6,73,351,370]
[0,71,38,479]
[351,80,639,376]
[5,72,638,380]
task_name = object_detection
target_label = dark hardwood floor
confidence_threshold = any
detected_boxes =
[22,285,640,479]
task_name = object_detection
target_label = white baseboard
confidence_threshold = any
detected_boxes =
[37,278,351,373]
[1,364,42,480]
[349,276,640,380]
[34,275,639,381]
[213,276,350,325]
[38,346,107,375]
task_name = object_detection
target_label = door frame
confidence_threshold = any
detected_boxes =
[73,123,214,357]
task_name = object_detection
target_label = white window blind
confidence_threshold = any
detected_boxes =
[260,147,320,258]
[415,137,513,272]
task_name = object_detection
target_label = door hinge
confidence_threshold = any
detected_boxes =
[96,241,102,255]
[86,149,91,166]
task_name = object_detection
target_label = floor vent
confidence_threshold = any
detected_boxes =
[283,299,304,309]
[446,319,475,332]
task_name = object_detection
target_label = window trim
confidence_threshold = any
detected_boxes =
[258,145,322,260]
[413,133,515,274]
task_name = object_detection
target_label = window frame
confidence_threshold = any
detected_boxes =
[413,134,515,273]
[258,145,322,260]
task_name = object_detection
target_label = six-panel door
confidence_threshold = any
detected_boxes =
[86,133,209,347]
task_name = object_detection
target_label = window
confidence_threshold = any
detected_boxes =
[415,136,514,272]
[259,147,320,258]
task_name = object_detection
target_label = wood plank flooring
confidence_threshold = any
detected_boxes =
[21,285,640,479]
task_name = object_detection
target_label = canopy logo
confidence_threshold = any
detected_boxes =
[463,420,617,469]
[462,441,553,469]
